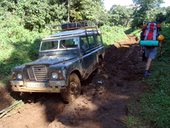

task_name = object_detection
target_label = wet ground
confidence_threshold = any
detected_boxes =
[0,39,148,128]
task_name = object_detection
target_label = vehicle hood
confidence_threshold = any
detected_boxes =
[26,55,77,66]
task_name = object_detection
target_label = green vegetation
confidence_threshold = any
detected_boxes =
[132,0,164,27]
[101,25,128,45]
[0,14,50,80]
[109,5,133,26]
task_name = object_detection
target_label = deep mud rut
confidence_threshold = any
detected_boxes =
[0,41,149,128]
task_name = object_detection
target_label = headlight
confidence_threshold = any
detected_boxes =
[51,72,58,79]
[16,73,23,80]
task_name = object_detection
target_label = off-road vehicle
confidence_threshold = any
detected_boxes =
[10,21,105,102]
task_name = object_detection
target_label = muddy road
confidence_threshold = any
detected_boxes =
[0,43,148,128]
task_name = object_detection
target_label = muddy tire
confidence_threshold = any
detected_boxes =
[61,73,81,103]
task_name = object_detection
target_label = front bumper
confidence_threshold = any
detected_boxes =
[10,80,66,93]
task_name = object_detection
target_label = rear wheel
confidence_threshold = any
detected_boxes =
[61,73,81,103]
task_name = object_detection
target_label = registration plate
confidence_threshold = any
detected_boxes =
[26,82,47,88]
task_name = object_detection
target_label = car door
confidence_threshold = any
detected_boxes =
[80,35,97,78]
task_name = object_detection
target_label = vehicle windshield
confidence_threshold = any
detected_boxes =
[40,37,79,51]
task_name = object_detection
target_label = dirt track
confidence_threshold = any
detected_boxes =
[0,41,148,128]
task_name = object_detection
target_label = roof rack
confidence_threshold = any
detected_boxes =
[48,20,98,34]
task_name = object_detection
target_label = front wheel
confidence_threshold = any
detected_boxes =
[61,73,81,103]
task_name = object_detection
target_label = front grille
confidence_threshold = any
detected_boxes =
[27,65,48,82]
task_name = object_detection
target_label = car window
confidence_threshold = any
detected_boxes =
[88,35,96,48]
[41,40,58,50]
[59,38,79,49]
[80,36,89,50]
[94,34,102,45]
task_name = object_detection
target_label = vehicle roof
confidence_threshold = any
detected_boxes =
[42,28,101,41]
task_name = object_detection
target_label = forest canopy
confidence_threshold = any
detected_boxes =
[0,0,169,31]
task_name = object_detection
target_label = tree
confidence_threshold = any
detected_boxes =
[0,0,108,31]
[165,7,170,23]
[66,0,108,24]
[155,12,166,23]
[20,0,67,31]
[0,0,67,31]
[109,5,133,26]
[132,0,164,27]
[133,0,164,9]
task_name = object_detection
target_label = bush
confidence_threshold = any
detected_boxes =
[0,15,50,78]
[100,25,128,45]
